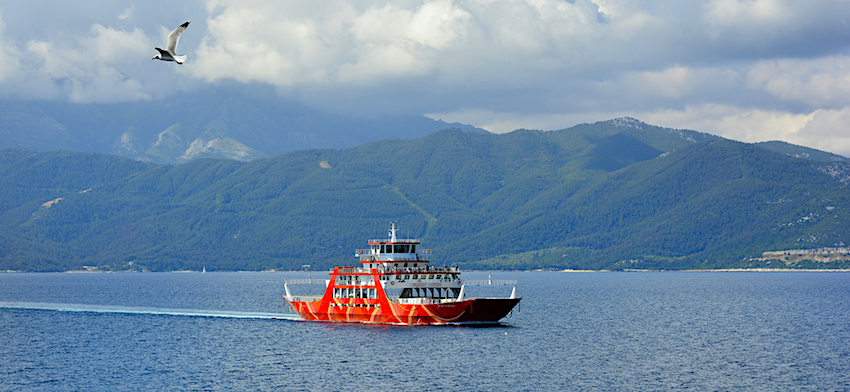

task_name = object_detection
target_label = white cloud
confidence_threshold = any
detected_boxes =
[647,105,850,157]
[67,67,150,103]
[338,0,473,81]
[190,0,628,87]
[86,24,150,65]
[747,57,850,109]
[352,1,470,50]
[0,14,22,83]
[703,0,792,25]
[625,66,698,99]
[192,0,475,85]
[23,24,154,103]
[192,3,331,85]
[642,105,814,142]
[119,6,134,21]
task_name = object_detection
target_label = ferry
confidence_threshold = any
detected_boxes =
[284,223,521,325]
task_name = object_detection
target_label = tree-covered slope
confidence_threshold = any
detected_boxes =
[462,140,850,270]
[1,119,847,272]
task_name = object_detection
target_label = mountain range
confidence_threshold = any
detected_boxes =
[0,87,481,164]
[1,117,848,272]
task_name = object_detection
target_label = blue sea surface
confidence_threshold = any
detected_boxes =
[1,271,848,391]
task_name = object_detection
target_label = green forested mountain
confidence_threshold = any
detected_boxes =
[1,118,848,272]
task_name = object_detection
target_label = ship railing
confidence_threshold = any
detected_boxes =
[286,295,323,303]
[367,238,420,244]
[461,280,518,286]
[337,267,371,274]
[378,266,457,274]
[386,254,430,262]
[286,279,329,285]
[358,254,431,262]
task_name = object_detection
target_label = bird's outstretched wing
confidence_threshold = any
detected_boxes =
[165,21,190,55]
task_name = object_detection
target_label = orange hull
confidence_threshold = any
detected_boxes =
[288,297,520,325]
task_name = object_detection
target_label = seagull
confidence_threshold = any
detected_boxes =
[152,21,190,64]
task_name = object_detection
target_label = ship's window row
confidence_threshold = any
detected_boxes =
[389,274,455,281]
[399,287,461,299]
[371,244,417,254]
[333,288,378,299]
[337,275,372,284]
[330,303,380,308]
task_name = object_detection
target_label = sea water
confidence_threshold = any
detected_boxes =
[0,271,848,391]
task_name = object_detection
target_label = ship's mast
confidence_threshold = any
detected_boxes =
[390,222,398,242]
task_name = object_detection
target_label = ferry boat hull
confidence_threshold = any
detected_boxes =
[288,297,520,325]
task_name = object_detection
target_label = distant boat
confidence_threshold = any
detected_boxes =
[202,266,206,273]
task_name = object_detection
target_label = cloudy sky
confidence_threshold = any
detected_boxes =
[1,0,850,155]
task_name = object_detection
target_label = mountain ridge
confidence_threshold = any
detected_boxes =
[0,88,486,164]
[1,119,848,272]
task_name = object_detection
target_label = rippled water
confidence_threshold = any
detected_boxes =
[1,271,848,391]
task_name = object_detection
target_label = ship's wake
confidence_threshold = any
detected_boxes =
[0,301,302,321]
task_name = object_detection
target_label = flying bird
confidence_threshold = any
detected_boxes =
[152,21,190,64]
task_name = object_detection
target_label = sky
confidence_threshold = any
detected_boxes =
[1,0,850,156]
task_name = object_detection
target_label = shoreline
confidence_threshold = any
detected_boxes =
[3,268,849,274]
[611,268,850,273]
[683,268,850,272]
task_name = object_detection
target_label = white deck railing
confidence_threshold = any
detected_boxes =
[286,295,322,302]
[367,238,420,244]
[357,254,431,262]
[286,279,328,285]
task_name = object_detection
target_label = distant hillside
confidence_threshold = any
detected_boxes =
[0,88,484,164]
[1,118,848,272]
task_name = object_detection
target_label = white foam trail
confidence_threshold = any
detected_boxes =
[0,301,302,321]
